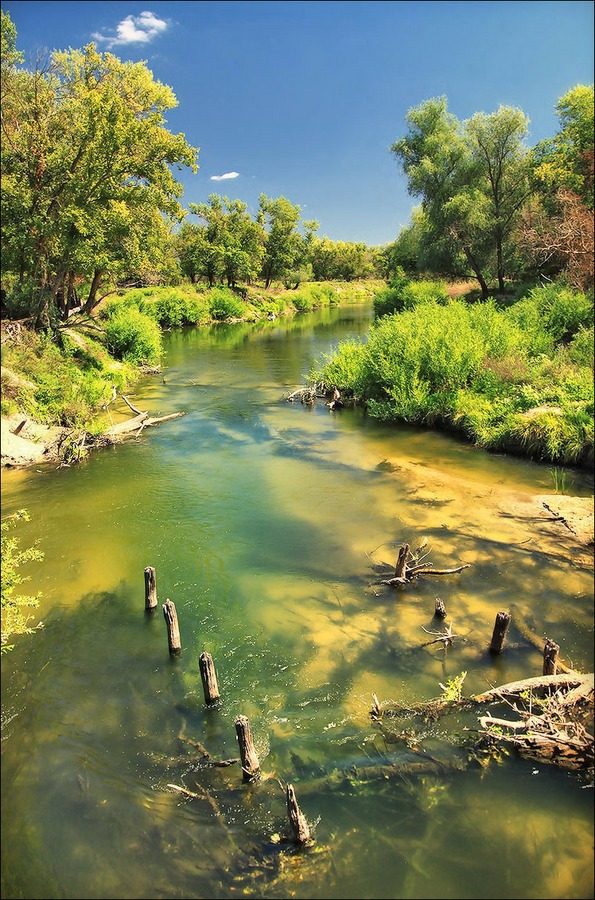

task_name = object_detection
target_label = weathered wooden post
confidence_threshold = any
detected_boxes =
[235,715,260,781]
[162,599,181,655]
[489,611,511,654]
[286,783,311,845]
[144,566,157,611]
[434,598,447,619]
[395,543,410,580]
[199,651,220,705]
[543,639,560,675]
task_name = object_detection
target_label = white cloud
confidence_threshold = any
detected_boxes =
[92,11,168,48]
[210,172,240,181]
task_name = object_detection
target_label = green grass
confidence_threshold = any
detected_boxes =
[312,282,594,467]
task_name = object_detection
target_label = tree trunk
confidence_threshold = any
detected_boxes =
[462,244,489,298]
[84,269,103,313]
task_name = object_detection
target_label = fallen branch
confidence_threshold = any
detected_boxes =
[471,673,593,705]
[373,542,472,587]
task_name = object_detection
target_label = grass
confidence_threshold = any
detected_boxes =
[312,280,594,467]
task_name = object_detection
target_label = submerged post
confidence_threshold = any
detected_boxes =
[163,599,181,655]
[434,598,447,619]
[489,611,511,654]
[543,639,560,675]
[286,783,311,845]
[199,651,220,705]
[144,566,157,612]
[234,715,260,782]
[395,543,411,580]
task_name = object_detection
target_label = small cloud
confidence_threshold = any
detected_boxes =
[92,11,168,48]
[210,172,240,181]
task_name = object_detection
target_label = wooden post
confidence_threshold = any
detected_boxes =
[434,598,447,619]
[199,651,220,705]
[286,783,311,844]
[162,599,181,655]
[234,715,260,781]
[144,566,157,611]
[489,611,511,654]
[543,639,560,676]
[395,543,410,580]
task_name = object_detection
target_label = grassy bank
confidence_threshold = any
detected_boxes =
[1,281,381,457]
[312,280,594,467]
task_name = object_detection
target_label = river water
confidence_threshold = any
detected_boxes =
[1,303,593,899]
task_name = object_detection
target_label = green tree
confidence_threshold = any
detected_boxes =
[391,97,531,296]
[258,194,302,288]
[188,195,264,288]
[1,510,43,652]
[533,85,594,210]
[1,23,198,321]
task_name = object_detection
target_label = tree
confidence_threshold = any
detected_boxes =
[391,97,531,296]
[465,106,531,292]
[187,195,264,288]
[258,194,302,288]
[519,86,594,290]
[533,85,594,210]
[1,21,198,321]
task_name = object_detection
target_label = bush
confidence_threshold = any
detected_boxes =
[207,287,246,320]
[373,270,448,318]
[102,306,162,365]
[313,289,594,466]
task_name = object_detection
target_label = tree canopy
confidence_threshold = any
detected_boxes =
[1,14,198,321]
[391,97,531,296]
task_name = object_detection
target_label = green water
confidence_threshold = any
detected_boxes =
[2,304,593,900]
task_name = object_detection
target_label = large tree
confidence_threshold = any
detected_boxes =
[391,97,531,296]
[1,19,198,321]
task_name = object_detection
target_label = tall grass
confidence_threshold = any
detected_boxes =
[313,283,594,466]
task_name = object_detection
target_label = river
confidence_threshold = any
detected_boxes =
[1,302,593,899]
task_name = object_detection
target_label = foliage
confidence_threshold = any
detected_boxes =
[1,323,132,426]
[373,269,449,318]
[438,671,467,703]
[532,85,594,210]
[313,282,594,466]
[206,286,247,320]
[1,510,43,652]
[258,194,304,288]
[1,16,198,321]
[391,96,531,295]
[100,304,162,365]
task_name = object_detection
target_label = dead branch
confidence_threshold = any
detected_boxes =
[121,394,146,416]
[471,673,593,705]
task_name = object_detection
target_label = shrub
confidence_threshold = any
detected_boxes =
[207,287,246,320]
[102,306,162,365]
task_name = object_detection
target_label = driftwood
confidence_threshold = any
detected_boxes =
[471,672,593,705]
[374,542,471,587]
[106,411,185,439]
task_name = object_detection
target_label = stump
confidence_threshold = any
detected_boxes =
[489,611,511,654]
[543,639,560,676]
[144,566,157,611]
[199,651,220,705]
[434,598,447,619]
[234,715,260,781]
[162,599,181,655]
[286,783,311,844]
[395,543,411,580]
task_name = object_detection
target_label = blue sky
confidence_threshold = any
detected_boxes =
[3,1,594,246]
